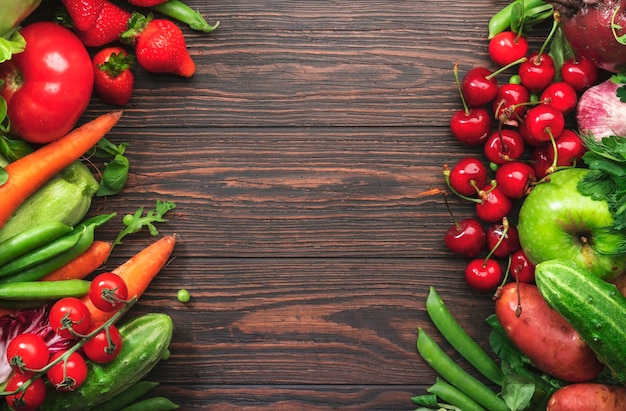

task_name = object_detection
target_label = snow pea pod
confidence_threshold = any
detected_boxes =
[0,223,83,277]
[0,221,72,266]
[488,0,548,39]
[0,279,90,300]
[96,381,160,411]
[120,397,180,411]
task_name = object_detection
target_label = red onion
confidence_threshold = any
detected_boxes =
[576,78,626,139]
[549,0,626,72]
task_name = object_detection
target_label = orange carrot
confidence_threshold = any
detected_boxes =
[82,234,177,324]
[40,241,113,282]
[0,111,123,230]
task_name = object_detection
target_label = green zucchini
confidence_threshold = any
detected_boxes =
[535,259,626,384]
[40,313,174,411]
[0,160,99,243]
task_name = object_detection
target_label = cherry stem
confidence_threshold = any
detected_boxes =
[486,56,527,80]
[453,63,470,115]
[534,12,559,63]
[493,253,513,301]
[440,190,460,229]
[483,216,510,266]
[442,167,483,204]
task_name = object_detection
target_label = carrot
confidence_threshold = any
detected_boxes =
[39,241,113,282]
[0,111,123,230]
[82,234,177,324]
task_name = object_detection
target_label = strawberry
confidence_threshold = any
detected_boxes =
[127,0,168,6]
[93,47,135,106]
[121,13,195,77]
[62,0,105,31]
[76,0,132,47]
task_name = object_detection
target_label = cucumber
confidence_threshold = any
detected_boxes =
[39,313,174,411]
[535,259,626,384]
[0,161,99,243]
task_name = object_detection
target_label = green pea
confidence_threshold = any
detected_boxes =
[0,279,90,301]
[176,289,190,303]
[427,379,487,411]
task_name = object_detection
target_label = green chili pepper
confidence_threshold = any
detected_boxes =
[0,224,84,277]
[151,0,219,33]
[0,279,90,300]
[0,221,72,267]
[96,381,160,411]
[119,397,180,411]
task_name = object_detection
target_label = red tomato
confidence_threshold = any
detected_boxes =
[83,322,123,363]
[88,272,129,312]
[6,333,50,374]
[46,350,88,391]
[4,373,46,411]
[0,22,94,144]
[49,297,92,339]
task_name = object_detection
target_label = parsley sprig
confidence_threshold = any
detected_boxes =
[577,134,626,230]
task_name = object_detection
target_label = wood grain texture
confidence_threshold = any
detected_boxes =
[27,0,521,409]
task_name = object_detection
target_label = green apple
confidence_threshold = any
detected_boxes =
[517,167,626,282]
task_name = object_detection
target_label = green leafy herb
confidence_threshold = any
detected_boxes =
[93,137,130,196]
[0,167,7,186]
[611,72,626,102]
[577,134,626,230]
[113,200,176,246]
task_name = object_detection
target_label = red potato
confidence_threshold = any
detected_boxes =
[495,282,605,382]
[547,383,626,411]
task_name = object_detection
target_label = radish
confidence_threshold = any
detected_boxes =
[576,78,626,140]
[549,0,626,72]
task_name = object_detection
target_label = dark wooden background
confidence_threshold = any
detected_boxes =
[27,1,536,409]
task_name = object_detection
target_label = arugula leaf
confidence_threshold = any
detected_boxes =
[612,72,626,102]
[578,134,626,230]
[113,200,176,247]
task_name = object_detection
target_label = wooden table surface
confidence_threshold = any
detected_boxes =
[28,1,530,409]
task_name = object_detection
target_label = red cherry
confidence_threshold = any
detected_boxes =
[483,129,525,165]
[530,145,552,179]
[492,83,530,125]
[523,105,565,144]
[461,67,499,107]
[446,157,488,196]
[548,129,587,167]
[475,184,512,223]
[561,56,599,93]
[489,31,529,67]
[494,161,536,198]
[540,82,578,114]
[445,218,486,258]
[518,53,555,93]
[450,107,492,146]
[510,249,535,283]
[465,258,502,292]
[486,222,521,258]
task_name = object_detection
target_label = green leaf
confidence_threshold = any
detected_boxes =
[0,30,25,64]
[0,166,7,186]
[97,154,130,196]
[112,200,176,247]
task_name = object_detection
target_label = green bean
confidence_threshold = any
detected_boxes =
[0,279,90,300]
[0,223,95,285]
[0,225,84,277]
[488,0,548,39]
[96,381,160,411]
[151,0,219,33]
[417,328,509,411]
[426,287,504,386]
[0,222,72,267]
[0,299,52,309]
[120,397,180,411]
[427,379,487,411]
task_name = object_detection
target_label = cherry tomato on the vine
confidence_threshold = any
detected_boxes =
[49,297,92,339]
[4,373,46,411]
[6,333,50,375]
[88,272,129,312]
[82,322,124,363]
[47,350,88,391]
